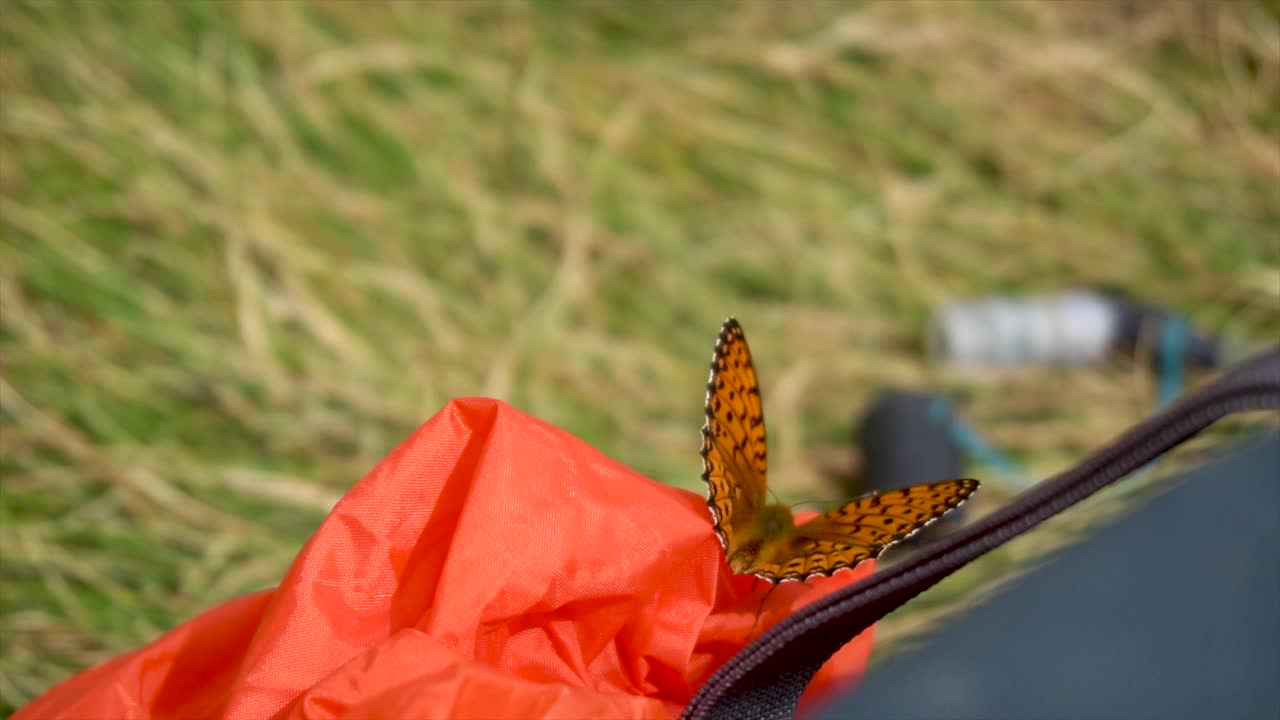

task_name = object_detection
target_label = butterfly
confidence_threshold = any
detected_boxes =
[700,317,980,583]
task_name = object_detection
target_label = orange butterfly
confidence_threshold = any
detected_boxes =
[700,317,979,583]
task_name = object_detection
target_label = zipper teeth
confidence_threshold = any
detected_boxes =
[774,389,1276,661]
[683,350,1280,720]
[796,389,1277,629]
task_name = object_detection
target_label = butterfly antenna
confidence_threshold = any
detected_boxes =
[787,497,827,511]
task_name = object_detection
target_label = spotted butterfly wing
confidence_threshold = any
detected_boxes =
[699,316,979,583]
[739,479,979,581]
[699,318,769,556]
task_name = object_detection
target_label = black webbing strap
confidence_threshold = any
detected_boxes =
[681,345,1280,720]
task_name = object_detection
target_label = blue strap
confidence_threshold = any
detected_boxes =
[936,316,1190,492]
[1157,316,1189,409]
[929,398,1037,491]
[1124,316,1191,486]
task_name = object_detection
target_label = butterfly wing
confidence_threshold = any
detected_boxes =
[750,479,980,581]
[700,317,769,556]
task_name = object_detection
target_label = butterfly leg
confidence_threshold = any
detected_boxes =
[743,581,778,644]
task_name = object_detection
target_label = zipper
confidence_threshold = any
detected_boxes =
[681,346,1280,720]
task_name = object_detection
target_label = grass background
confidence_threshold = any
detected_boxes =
[2,0,1277,712]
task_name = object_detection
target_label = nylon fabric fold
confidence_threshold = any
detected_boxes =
[18,398,876,719]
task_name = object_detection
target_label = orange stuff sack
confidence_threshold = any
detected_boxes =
[17,399,874,719]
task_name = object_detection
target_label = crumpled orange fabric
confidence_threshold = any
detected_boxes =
[18,398,875,719]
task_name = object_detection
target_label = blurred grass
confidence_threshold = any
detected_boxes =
[2,0,1278,711]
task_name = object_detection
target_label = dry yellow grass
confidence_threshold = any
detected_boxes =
[2,0,1276,711]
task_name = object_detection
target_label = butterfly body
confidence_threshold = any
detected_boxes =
[700,317,979,583]
[726,503,794,574]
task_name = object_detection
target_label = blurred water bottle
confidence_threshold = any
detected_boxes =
[929,289,1222,370]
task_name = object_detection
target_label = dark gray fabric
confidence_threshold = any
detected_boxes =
[818,434,1280,720]
[685,349,1279,720]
